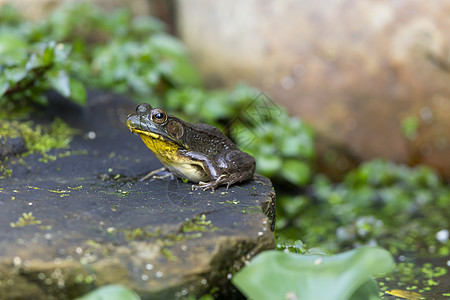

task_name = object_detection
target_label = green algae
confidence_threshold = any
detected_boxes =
[0,117,79,177]
[115,215,218,262]
[181,214,218,233]
[0,117,77,153]
[379,261,449,298]
[10,212,42,228]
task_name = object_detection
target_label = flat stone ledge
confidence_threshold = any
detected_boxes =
[0,91,276,299]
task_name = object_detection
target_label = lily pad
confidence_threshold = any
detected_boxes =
[232,246,395,300]
[76,284,140,300]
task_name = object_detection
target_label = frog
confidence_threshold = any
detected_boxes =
[126,103,256,191]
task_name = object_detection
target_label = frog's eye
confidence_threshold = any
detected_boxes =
[136,103,151,114]
[151,108,167,124]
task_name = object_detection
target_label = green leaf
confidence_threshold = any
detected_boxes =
[349,279,381,300]
[4,67,27,83]
[255,154,283,177]
[0,77,10,96]
[281,159,311,185]
[25,54,44,71]
[76,284,140,300]
[42,42,56,66]
[232,247,395,300]
[69,78,87,105]
[48,70,71,97]
[0,32,27,61]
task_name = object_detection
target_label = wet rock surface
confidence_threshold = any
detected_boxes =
[0,92,276,299]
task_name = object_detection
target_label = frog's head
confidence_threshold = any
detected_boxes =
[126,103,187,149]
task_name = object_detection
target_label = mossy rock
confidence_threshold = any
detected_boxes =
[0,91,275,299]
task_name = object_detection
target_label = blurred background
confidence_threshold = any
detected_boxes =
[1,0,449,297]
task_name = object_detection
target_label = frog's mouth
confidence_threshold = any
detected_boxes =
[129,128,161,140]
[128,126,184,148]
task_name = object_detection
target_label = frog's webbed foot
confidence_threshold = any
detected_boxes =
[140,167,174,181]
[192,172,253,191]
[191,175,228,192]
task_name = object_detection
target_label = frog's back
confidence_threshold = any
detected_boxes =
[185,123,238,155]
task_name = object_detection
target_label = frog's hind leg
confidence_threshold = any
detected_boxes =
[193,169,254,191]
[223,151,256,188]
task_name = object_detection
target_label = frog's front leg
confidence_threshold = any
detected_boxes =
[181,150,255,191]
[140,167,174,181]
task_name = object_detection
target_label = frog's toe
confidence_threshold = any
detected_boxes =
[192,175,229,191]
[225,172,253,189]
[192,181,216,192]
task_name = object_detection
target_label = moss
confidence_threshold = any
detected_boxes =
[0,117,79,177]
[68,185,83,190]
[117,216,217,262]
[181,214,218,233]
[10,212,42,228]
[0,118,77,152]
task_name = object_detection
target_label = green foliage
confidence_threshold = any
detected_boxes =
[239,115,314,184]
[0,3,200,107]
[232,247,395,300]
[165,84,259,124]
[277,159,450,255]
[76,284,140,300]
[0,38,85,105]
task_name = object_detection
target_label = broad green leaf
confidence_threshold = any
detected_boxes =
[4,67,27,83]
[255,154,283,177]
[69,78,87,105]
[150,34,187,56]
[0,32,27,61]
[42,42,56,66]
[25,54,44,71]
[48,70,71,97]
[232,247,395,300]
[0,77,10,96]
[281,159,311,185]
[349,279,380,300]
[76,284,140,300]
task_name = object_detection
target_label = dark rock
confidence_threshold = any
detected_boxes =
[0,91,275,299]
[0,137,26,160]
